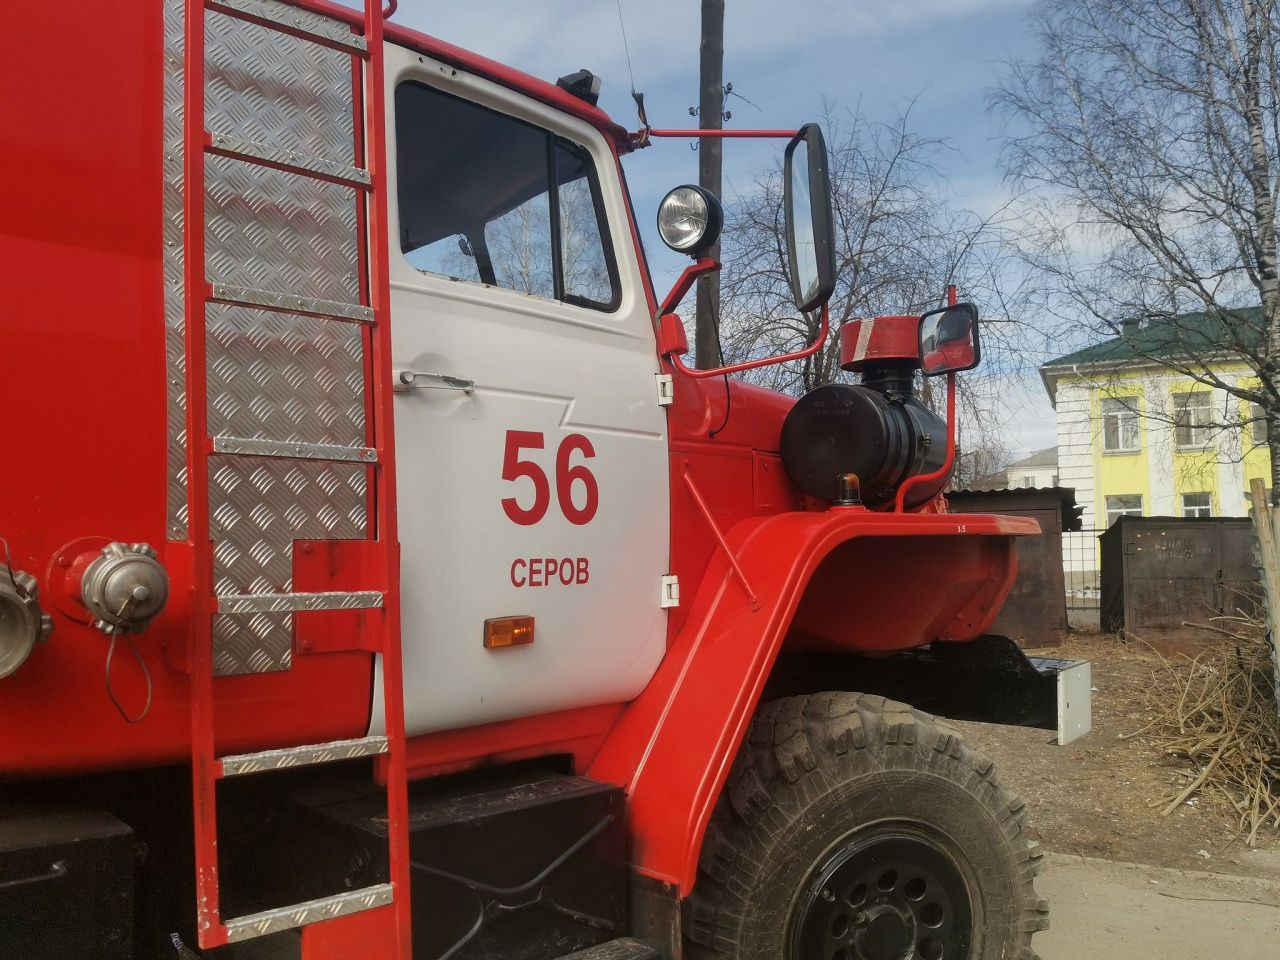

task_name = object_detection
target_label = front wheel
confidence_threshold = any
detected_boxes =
[684,694,1048,960]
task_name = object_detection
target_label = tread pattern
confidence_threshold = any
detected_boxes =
[685,693,1048,960]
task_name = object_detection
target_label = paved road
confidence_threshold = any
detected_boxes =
[1037,854,1280,959]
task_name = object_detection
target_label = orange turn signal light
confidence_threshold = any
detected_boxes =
[483,615,535,649]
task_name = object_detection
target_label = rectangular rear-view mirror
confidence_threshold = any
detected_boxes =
[919,303,980,376]
[784,123,836,314]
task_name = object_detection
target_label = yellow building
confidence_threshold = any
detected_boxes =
[1041,311,1270,535]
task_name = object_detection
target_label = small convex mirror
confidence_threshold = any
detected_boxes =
[919,302,981,376]
[784,123,836,313]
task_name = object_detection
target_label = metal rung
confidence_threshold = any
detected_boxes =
[212,435,378,463]
[209,283,374,323]
[224,883,394,942]
[208,0,368,55]
[216,590,384,614]
[220,735,389,776]
[208,132,371,188]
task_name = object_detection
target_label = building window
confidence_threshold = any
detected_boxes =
[1101,398,1140,452]
[1250,402,1268,447]
[1182,492,1212,518]
[1022,476,1034,488]
[395,81,619,311]
[1105,494,1142,526]
[1173,391,1212,448]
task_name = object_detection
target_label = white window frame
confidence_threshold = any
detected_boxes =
[1101,398,1140,453]
[1250,402,1268,447]
[1105,494,1143,526]
[1173,390,1212,449]
[1181,491,1212,518]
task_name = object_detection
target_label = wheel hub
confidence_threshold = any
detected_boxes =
[853,904,913,960]
[789,830,972,960]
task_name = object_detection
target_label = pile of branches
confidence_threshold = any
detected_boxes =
[1137,613,1280,845]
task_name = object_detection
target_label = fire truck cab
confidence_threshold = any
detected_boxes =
[0,3,1086,960]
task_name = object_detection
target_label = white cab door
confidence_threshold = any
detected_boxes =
[372,47,670,736]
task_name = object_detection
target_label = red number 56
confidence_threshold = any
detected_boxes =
[501,431,598,526]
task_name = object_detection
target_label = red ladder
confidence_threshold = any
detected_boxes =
[180,0,410,954]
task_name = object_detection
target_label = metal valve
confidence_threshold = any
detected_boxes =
[0,564,53,679]
[80,542,170,635]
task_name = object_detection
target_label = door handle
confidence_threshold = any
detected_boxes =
[392,369,475,395]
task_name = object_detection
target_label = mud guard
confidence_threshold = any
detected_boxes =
[588,508,1038,896]
[768,635,1093,746]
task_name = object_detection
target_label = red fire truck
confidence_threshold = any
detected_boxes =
[0,2,1088,959]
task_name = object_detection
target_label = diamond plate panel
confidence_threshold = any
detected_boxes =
[164,0,188,539]
[224,884,394,943]
[211,459,367,675]
[207,303,366,447]
[165,0,371,674]
[206,156,360,303]
[165,0,363,538]
[206,8,356,169]
[220,735,388,776]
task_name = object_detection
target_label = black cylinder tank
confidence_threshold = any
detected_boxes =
[780,382,951,508]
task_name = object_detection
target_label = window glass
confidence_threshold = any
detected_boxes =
[1173,391,1211,448]
[1101,398,1139,452]
[555,141,616,307]
[1250,402,1268,446]
[1105,494,1142,526]
[485,192,554,299]
[1182,492,1212,518]
[403,232,482,282]
[395,80,618,311]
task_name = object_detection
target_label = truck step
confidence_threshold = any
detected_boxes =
[207,0,368,55]
[559,939,661,960]
[223,883,393,943]
[215,591,384,615]
[219,735,389,777]
[209,283,374,324]
[208,132,372,188]
[211,435,378,464]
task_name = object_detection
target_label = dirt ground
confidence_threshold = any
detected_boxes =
[952,632,1280,881]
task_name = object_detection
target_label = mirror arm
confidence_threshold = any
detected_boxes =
[660,256,721,315]
[642,128,799,141]
[894,370,956,512]
[664,303,830,381]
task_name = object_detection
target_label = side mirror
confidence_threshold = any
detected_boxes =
[919,303,980,376]
[784,123,836,313]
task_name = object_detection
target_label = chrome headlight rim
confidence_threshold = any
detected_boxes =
[657,184,723,256]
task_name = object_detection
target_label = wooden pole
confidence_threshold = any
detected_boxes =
[1248,477,1280,710]
[694,0,724,369]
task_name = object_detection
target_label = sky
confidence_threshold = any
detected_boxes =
[386,0,1059,457]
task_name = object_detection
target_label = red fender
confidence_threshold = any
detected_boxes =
[588,507,1038,895]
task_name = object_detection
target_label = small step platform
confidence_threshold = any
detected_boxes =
[219,735,389,777]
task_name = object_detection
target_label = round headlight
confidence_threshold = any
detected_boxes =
[657,185,723,256]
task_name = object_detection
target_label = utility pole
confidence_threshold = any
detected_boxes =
[695,0,724,369]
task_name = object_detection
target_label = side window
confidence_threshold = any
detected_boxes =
[403,233,482,283]
[485,193,554,299]
[555,141,615,307]
[395,80,619,311]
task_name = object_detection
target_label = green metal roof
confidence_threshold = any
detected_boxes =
[1042,307,1263,369]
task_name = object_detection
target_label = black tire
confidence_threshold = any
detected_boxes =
[684,693,1048,960]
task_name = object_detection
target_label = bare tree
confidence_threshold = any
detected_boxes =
[712,104,1034,463]
[996,0,1280,499]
